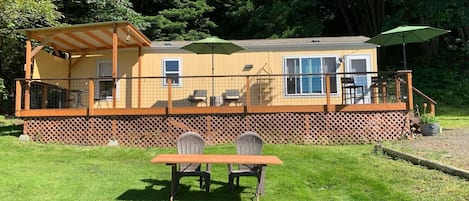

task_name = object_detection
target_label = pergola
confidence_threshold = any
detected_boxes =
[18,21,151,109]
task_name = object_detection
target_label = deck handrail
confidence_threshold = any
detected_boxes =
[15,71,413,117]
[412,87,437,105]
[412,86,437,115]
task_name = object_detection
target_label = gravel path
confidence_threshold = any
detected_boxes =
[388,128,469,170]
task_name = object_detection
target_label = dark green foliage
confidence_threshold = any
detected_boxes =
[55,0,149,29]
[209,0,326,39]
[0,0,468,114]
[133,0,216,40]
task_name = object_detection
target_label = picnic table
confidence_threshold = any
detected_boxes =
[151,154,283,200]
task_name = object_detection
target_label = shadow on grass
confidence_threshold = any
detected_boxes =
[0,124,22,137]
[117,179,248,201]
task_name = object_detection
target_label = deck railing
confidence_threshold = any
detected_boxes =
[15,71,413,117]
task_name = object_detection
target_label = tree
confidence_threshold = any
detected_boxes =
[55,0,149,30]
[0,0,61,113]
[132,0,216,41]
[209,0,327,39]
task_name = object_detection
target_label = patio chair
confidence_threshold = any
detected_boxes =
[341,77,363,104]
[223,89,241,106]
[189,90,207,106]
[175,132,211,194]
[228,131,264,193]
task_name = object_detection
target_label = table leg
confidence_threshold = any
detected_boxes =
[257,165,266,196]
[169,164,177,201]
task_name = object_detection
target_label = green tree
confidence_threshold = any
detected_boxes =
[0,0,61,113]
[132,0,216,41]
[209,0,327,39]
[55,0,149,30]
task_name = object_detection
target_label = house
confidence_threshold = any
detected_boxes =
[15,21,421,147]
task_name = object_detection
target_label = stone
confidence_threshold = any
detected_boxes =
[18,134,30,142]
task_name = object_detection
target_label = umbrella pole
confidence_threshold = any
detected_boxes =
[403,42,407,70]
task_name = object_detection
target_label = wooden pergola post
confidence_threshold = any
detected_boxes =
[138,47,142,108]
[112,23,118,108]
[24,34,32,110]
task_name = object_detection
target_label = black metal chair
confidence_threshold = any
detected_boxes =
[341,77,363,104]
[228,131,264,194]
[174,132,211,195]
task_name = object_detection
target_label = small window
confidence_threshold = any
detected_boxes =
[96,61,113,99]
[163,59,181,86]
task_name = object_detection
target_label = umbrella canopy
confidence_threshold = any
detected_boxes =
[181,36,244,54]
[366,25,450,69]
[181,36,245,98]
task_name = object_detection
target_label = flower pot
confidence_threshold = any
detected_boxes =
[421,123,439,136]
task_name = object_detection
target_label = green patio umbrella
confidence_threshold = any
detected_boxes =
[366,25,450,69]
[181,36,245,98]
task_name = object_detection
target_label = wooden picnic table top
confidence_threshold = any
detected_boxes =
[151,154,283,165]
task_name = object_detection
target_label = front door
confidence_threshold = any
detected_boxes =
[345,55,371,103]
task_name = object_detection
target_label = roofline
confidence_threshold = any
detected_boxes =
[17,21,152,47]
[148,36,378,53]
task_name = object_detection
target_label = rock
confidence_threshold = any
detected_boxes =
[107,139,119,147]
[18,134,30,142]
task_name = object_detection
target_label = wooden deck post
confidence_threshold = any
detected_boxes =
[88,79,94,115]
[429,103,435,115]
[15,80,22,116]
[246,76,251,110]
[406,71,413,111]
[325,74,332,112]
[167,78,172,114]
[395,75,401,102]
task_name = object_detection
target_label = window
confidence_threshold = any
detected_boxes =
[163,58,181,86]
[284,56,338,95]
[96,61,113,99]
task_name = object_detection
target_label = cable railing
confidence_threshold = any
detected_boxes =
[15,71,413,117]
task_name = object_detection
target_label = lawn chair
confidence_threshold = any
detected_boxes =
[189,90,207,106]
[228,131,264,194]
[223,89,241,106]
[174,132,211,195]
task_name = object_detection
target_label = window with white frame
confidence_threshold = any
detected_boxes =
[163,58,181,86]
[96,61,113,99]
[284,56,338,95]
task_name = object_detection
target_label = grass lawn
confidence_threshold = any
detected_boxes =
[1,133,468,201]
[435,104,469,129]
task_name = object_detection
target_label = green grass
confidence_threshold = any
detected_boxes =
[0,135,468,201]
[436,104,469,129]
[1,112,468,201]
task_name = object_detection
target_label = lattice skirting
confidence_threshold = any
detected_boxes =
[23,111,410,147]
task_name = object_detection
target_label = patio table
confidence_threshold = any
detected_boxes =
[151,154,283,200]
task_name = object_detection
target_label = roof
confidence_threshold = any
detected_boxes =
[151,36,378,53]
[18,21,151,53]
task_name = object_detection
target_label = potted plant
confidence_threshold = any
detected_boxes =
[420,103,439,136]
